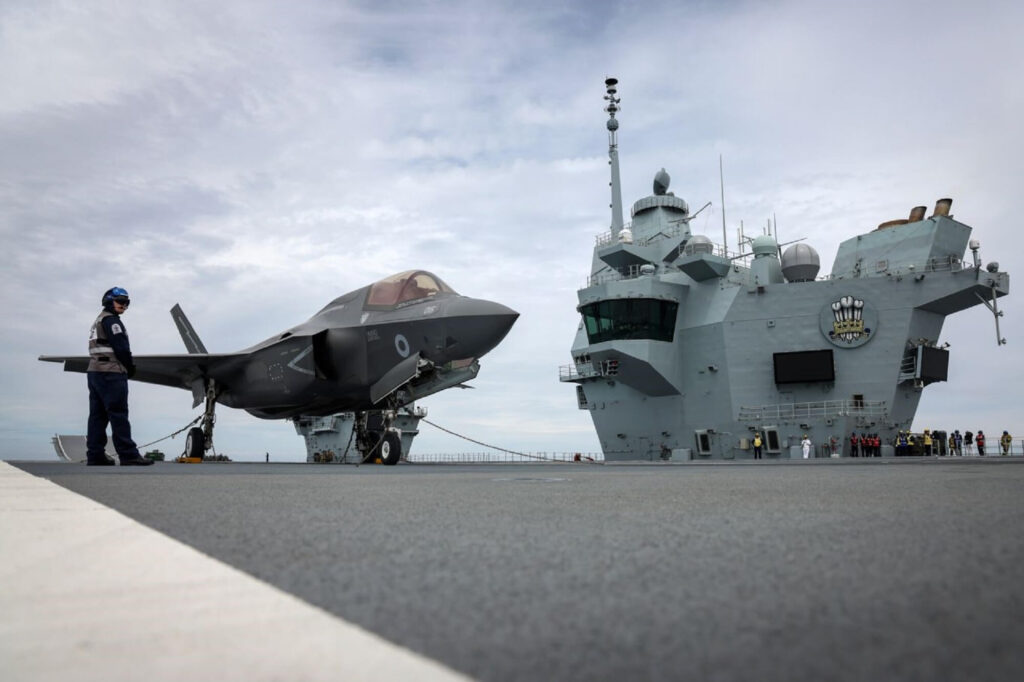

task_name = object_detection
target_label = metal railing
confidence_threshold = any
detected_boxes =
[831,254,969,280]
[586,263,649,287]
[559,363,600,381]
[738,399,888,422]
[408,451,604,463]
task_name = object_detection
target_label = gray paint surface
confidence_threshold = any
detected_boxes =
[15,460,1024,682]
[565,80,1010,461]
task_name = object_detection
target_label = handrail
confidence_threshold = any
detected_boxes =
[559,363,599,381]
[829,254,968,280]
[738,399,888,421]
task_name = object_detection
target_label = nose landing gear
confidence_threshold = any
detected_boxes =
[355,409,403,465]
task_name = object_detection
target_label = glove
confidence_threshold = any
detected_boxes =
[126,364,137,379]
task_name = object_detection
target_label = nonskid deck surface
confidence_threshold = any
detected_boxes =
[9,459,1024,681]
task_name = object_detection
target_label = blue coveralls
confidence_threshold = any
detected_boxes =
[86,311,140,462]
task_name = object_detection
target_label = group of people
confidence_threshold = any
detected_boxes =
[848,432,883,457]
[890,428,1015,456]
[945,429,1014,456]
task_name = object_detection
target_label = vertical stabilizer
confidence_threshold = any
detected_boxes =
[170,304,208,354]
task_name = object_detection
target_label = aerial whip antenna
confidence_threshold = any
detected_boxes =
[720,154,728,253]
[605,78,624,236]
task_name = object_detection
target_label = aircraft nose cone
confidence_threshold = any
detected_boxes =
[445,297,519,358]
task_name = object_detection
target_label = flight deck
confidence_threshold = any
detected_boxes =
[5,458,1024,681]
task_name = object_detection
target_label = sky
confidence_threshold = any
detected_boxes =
[2,0,1022,461]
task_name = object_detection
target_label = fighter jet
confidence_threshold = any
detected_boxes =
[40,270,518,464]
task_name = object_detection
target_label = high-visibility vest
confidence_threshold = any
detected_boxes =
[87,311,127,373]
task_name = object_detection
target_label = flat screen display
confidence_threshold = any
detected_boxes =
[773,349,835,384]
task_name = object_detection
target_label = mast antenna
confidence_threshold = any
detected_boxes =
[605,78,625,236]
[719,154,728,253]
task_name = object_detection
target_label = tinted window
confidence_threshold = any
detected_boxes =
[366,270,456,308]
[580,298,678,344]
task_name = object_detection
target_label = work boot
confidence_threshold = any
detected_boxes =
[86,457,116,466]
[119,455,154,466]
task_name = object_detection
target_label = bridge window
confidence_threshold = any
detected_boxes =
[580,298,678,344]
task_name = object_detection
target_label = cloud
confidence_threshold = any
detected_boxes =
[3,0,1022,461]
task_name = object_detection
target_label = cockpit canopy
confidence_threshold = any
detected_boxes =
[365,270,457,309]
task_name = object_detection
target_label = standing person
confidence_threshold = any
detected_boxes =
[86,287,153,466]
[872,433,881,457]
[752,432,763,460]
[948,432,956,457]
[801,434,812,459]
[923,429,933,456]
[964,430,974,455]
[850,431,859,458]
[1000,431,1012,456]
[897,431,909,456]
[954,430,963,456]
[976,430,986,456]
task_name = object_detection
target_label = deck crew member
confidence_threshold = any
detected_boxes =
[86,287,153,466]
[976,430,986,456]
[1000,431,1012,456]
[801,435,812,459]
[753,432,763,460]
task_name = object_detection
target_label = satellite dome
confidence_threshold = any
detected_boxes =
[751,235,778,257]
[780,243,821,282]
[685,234,714,255]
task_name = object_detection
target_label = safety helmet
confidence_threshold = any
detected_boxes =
[102,286,131,307]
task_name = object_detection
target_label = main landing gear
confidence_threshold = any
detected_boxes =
[184,380,217,461]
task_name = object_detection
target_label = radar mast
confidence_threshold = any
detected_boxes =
[605,78,625,236]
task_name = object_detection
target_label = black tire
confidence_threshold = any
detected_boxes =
[185,427,205,460]
[379,431,402,466]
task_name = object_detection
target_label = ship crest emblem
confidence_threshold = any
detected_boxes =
[819,295,877,348]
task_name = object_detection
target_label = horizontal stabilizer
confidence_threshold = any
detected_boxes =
[171,303,208,354]
[39,352,249,394]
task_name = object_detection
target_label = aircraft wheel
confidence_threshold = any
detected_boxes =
[379,431,402,466]
[185,427,205,460]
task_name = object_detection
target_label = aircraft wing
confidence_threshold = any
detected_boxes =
[38,353,251,392]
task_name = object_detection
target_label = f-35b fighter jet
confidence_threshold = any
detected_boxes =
[41,270,518,464]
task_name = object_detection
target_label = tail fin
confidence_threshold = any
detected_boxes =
[170,304,208,354]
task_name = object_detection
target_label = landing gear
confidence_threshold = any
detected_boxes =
[185,427,205,459]
[183,379,218,461]
[378,430,402,466]
[354,409,403,465]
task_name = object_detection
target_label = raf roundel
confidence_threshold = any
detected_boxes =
[394,334,410,358]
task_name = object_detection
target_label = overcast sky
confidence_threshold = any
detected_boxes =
[2,0,1021,461]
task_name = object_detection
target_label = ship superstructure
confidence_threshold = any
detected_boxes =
[561,78,1010,460]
